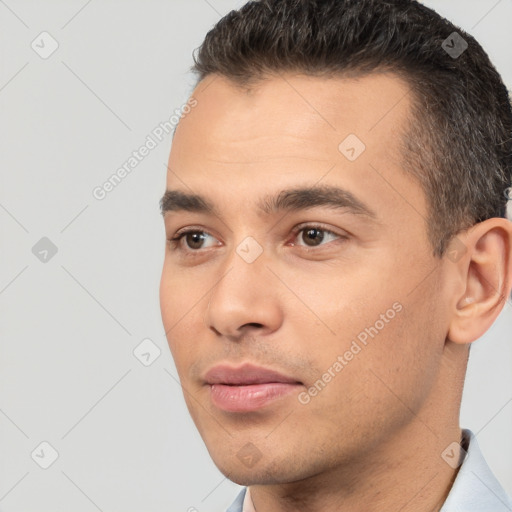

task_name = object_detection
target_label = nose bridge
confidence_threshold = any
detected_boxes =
[205,236,281,336]
[211,237,268,310]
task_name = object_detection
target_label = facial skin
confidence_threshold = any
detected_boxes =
[160,73,512,512]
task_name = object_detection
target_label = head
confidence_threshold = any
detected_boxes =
[160,0,512,488]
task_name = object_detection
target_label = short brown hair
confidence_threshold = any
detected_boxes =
[192,0,512,256]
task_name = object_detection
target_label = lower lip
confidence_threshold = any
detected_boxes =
[209,383,301,412]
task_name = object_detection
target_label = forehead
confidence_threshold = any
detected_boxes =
[166,72,427,230]
[171,72,412,164]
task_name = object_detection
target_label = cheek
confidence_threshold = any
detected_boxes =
[281,269,399,356]
[160,257,205,329]
[159,264,202,366]
[294,281,441,416]
[159,258,174,319]
[290,305,439,457]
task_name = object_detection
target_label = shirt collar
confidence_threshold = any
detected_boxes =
[440,428,512,511]
[242,486,256,512]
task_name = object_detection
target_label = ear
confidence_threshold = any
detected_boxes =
[447,218,512,345]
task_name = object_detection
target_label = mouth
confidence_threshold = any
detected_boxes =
[204,363,303,413]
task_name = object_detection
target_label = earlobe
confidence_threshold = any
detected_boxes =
[447,218,512,345]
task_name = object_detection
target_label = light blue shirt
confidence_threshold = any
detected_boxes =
[226,429,512,511]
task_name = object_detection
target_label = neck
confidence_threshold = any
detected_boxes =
[249,421,463,512]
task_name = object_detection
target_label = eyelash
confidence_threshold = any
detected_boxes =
[167,224,347,256]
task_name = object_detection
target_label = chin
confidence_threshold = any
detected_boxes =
[220,468,285,487]
[210,452,298,487]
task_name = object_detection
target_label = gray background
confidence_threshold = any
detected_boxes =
[0,1,511,511]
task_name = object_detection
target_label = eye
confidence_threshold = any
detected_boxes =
[292,225,344,248]
[169,229,220,251]
[168,224,346,255]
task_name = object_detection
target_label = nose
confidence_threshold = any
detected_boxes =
[204,244,283,341]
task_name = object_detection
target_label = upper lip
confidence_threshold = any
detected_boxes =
[204,363,301,386]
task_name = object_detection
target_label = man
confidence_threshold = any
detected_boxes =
[159,0,512,510]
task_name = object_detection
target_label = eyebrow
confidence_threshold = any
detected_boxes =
[160,184,377,220]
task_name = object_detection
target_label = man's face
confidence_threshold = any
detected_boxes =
[160,73,452,484]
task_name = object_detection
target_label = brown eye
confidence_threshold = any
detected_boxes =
[301,228,325,246]
[293,225,343,248]
[184,232,206,250]
[169,229,221,253]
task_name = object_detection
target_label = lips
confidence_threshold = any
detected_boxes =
[204,363,301,386]
[204,363,303,412]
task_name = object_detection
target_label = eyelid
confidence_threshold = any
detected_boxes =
[291,221,344,235]
[173,225,217,239]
